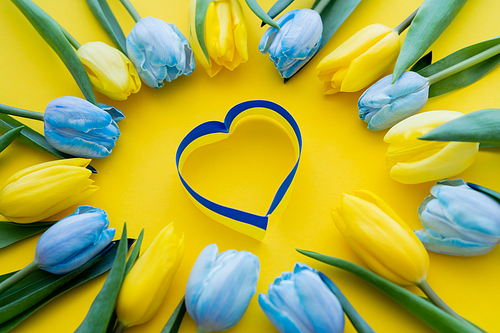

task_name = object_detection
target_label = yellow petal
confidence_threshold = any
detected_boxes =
[230,0,248,62]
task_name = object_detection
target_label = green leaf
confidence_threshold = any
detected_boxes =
[161,297,186,333]
[418,37,500,97]
[467,182,500,205]
[419,109,500,145]
[0,221,56,250]
[195,0,216,63]
[296,249,482,333]
[410,51,432,72]
[392,0,467,82]
[124,228,144,276]
[84,0,128,54]
[75,225,128,333]
[262,0,294,26]
[318,272,375,333]
[11,0,97,105]
[244,0,279,29]
[0,126,23,153]
[0,239,135,331]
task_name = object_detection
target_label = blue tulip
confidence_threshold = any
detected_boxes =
[35,206,115,274]
[358,71,430,131]
[415,179,500,256]
[185,244,260,332]
[259,263,345,333]
[127,17,195,89]
[259,9,323,79]
[44,96,123,159]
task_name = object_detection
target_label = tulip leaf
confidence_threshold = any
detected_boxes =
[410,51,433,72]
[245,0,279,29]
[467,183,500,205]
[0,126,23,153]
[392,0,467,82]
[84,0,128,55]
[10,0,97,105]
[195,0,216,63]
[161,297,186,333]
[124,228,144,276]
[296,249,482,333]
[75,225,128,333]
[0,239,135,332]
[419,109,500,145]
[418,37,500,98]
[318,272,376,333]
[0,221,56,250]
[262,0,294,26]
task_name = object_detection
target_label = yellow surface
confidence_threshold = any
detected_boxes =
[0,0,499,332]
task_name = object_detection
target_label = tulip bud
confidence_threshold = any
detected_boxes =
[331,190,429,285]
[0,158,98,223]
[189,0,248,77]
[415,179,500,256]
[259,263,345,333]
[76,41,141,100]
[34,206,115,274]
[44,96,123,158]
[185,244,259,332]
[259,9,323,79]
[115,223,184,327]
[317,24,401,94]
[384,111,479,184]
[358,71,429,130]
[127,17,195,89]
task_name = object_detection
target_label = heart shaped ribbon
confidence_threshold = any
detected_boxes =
[176,100,302,241]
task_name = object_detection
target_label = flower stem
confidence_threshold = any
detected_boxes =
[426,43,500,85]
[313,0,331,14]
[196,330,206,333]
[394,8,418,35]
[59,24,81,49]
[0,104,44,121]
[0,261,39,295]
[112,321,127,333]
[119,0,141,23]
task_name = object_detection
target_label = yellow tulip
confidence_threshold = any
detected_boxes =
[115,223,185,328]
[384,111,479,184]
[331,190,429,286]
[316,24,400,94]
[0,159,98,223]
[189,0,248,77]
[77,41,141,100]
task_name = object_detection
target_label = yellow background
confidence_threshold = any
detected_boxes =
[0,0,499,332]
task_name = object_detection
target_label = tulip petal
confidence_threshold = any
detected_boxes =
[281,10,322,59]
[98,103,125,122]
[258,293,303,333]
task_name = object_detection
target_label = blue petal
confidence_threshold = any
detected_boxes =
[280,9,322,59]
[259,10,297,54]
[258,293,303,333]
[98,103,125,122]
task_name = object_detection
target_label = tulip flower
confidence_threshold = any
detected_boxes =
[115,223,184,328]
[259,9,323,79]
[189,0,248,77]
[384,111,479,184]
[331,190,429,286]
[77,41,141,100]
[317,24,401,94]
[358,71,430,131]
[259,263,345,333]
[415,179,500,256]
[127,17,195,88]
[185,244,259,332]
[44,96,123,158]
[0,158,98,223]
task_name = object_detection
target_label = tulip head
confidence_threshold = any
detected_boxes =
[44,96,123,159]
[34,206,115,274]
[127,17,195,88]
[76,41,141,100]
[415,179,500,256]
[259,263,344,333]
[0,159,98,223]
[189,0,248,77]
[331,190,429,285]
[116,223,184,327]
[358,71,429,131]
[384,111,479,184]
[317,24,401,94]
[185,244,259,332]
[259,9,323,79]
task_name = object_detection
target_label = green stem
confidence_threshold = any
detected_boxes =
[59,24,81,49]
[426,43,500,84]
[119,0,141,23]
[0,261,38,295]
[196,330,206,333]
[394,8,418,35]
[112,321,127,333]
[0,104,44,121]
[313,0,331,14]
